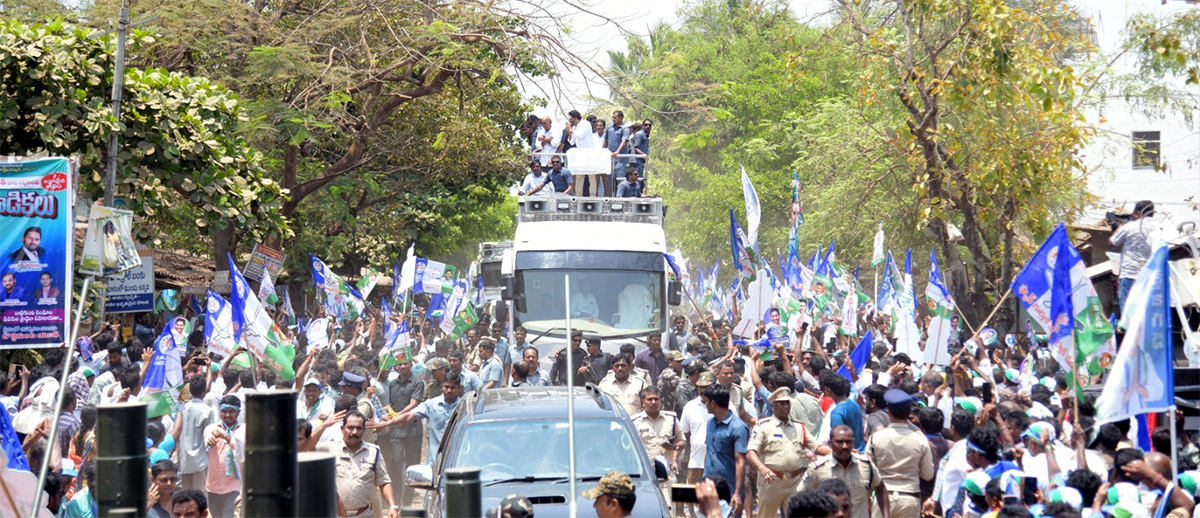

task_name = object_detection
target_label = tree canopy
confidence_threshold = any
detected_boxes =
[75,0,554,274]
[607,0,1097,327]
[0,19,288,246]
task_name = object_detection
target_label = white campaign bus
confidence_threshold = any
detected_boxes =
[500,196,682,373]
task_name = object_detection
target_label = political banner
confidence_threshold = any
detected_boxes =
[204,290,238,357]
[104,249,155,314]
[229,255,296,380]
[893,250,922,359]
[78,205,140,276]
[871,226,885,267]
[355,267,385,299]
[243,243,286,282]
[413,258,446,294]
[438,280,467,334]
[1011,223,1116,380]
[1095,243,1174,424]
[0,157,73,349]
[740,166,761,251]
[310,254,365,320]
[924,251,956,366]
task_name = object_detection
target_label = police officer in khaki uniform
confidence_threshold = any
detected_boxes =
[598,353,648,417]
[630,385,684,514]
[746,387,826,518]
[864,389,933,518]
[630,386,684,467]
[311,409,399,518]
[802,424,890,518]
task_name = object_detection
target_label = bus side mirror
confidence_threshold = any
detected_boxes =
[667,280,682,306]
[501,275,515,301]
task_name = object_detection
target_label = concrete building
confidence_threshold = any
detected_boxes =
[1076,0,1200,229]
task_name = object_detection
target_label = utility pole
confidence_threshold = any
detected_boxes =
[103,0,129,207]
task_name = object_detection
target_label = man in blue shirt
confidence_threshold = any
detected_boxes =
[488,322,510,368]
[372,371,463,462]
[448,351,481,393]
[641,119,653,156]
[526,157,574,196]
[615,170,646,198]
[821,370,865,451]
[627,122,649,173]
[605,110,631,181]
[477,340,503,390]
[0,272,27,305]
[703,383,749,514]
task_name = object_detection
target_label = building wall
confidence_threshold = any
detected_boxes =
[1076,0,1200,227]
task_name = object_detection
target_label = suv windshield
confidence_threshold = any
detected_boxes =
[454,419,644,482]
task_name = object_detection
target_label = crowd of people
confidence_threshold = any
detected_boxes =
[551,306,1199,518]
[3,217,1196,518]
[518,110,654,199]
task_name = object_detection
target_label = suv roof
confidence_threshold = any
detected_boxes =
[460,385,621,422]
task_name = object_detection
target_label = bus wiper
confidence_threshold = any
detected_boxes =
[530,327,566,344]
[483,475,569,486]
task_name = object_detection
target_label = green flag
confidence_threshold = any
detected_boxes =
[140,384,182,419]
[448,301,479,341]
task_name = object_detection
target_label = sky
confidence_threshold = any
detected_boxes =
[515,0,833,120]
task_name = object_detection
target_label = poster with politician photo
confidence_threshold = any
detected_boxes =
[0,158,73,349]
[78,204,140,276]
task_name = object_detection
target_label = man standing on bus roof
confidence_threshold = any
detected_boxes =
[616,170,653,198]
[1110,200,1161,314]
[534,116,559,166]
[605,111,631,179]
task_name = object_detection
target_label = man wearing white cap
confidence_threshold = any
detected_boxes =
[298,375,334,428]
[747,387,826,518]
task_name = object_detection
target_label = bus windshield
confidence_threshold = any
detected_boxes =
[515,269,663,339]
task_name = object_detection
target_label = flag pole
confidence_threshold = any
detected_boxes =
[975,287,1013,333]
[874,266,879,306]
[564,276,578,518]
[30,275,92,516]
[682,283,717,339]
[953,303,979,340]
[1165,263,1191,480]
[1170,407,1179,481]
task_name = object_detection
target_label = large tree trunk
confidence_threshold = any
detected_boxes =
[212,224,239,272]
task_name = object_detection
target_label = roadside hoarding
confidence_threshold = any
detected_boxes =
[105,249,155,314]
[0,158,73,349]
[243,243,285,282]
